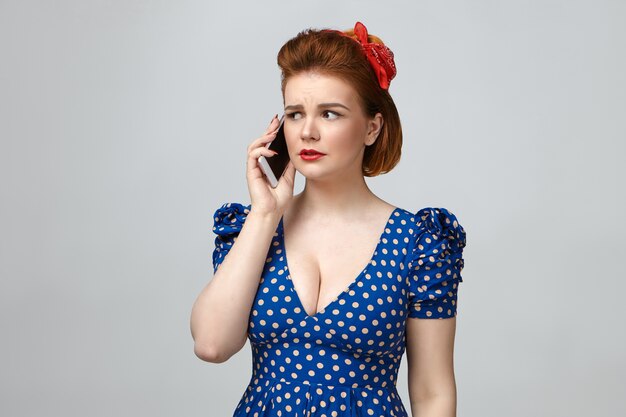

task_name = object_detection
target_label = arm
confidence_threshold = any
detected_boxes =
[190,209,281,363]
[406,316,457,417]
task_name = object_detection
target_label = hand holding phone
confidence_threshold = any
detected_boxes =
[258,114,289,188]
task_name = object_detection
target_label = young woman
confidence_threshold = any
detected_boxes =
[191,21,467,417]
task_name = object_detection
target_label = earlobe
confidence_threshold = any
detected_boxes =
[365,132,374,146]
[366,131,381,147]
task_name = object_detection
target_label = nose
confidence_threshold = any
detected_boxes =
[300,116,320,141]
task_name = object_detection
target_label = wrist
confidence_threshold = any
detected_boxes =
[247,208,282,223]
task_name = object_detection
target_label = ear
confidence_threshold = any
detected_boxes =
[365,113,384,146]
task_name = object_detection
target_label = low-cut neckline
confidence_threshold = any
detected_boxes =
[278,207,399,320]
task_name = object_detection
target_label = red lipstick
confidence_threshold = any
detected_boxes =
[299,149,325,161]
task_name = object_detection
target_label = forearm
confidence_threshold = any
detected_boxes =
[190,209,281,362]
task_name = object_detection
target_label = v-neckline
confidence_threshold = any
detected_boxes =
[278,207,399,320]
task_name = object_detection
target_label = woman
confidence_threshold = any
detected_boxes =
[191,21,467,417]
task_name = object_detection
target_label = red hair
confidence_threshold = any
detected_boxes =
[277,26,402,177]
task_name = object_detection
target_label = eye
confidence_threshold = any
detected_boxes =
[286,112,302,120]
[322,110,340,120]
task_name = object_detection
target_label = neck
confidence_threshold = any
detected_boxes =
[293,172,378,221]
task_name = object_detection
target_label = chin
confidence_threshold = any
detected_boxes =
[295,164,331,179]
[298,166,348,182]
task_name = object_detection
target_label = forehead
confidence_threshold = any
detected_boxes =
[284,72,360,105]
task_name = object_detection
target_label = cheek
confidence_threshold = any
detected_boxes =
[328,127,365,153]
[282,123,364,155]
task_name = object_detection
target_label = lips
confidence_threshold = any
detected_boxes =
[299,149,325,155]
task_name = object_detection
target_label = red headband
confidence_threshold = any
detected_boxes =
[322,21,397,90]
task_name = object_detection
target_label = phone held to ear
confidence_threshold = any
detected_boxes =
[258,114,289,188]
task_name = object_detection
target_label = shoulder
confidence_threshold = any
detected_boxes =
[414,207,465,240]
[399,206,467,256]
[212,202,252,237]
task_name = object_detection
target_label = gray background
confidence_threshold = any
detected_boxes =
[1,0,625,416]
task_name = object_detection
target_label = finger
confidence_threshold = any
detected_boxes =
[265,114,279,132]
[246,152,266,177]
[248,130,279,152]
[248,146,278,164]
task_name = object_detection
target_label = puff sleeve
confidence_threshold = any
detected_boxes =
[407,207,467,319]
[211,202,251,273]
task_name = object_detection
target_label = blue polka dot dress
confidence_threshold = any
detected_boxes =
[212,202,467,417]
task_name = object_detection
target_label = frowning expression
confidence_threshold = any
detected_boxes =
[283,71,382,180]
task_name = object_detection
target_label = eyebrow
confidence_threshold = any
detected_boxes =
[284,102,351,112]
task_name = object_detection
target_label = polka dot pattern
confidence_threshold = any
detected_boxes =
[211,202,467,416]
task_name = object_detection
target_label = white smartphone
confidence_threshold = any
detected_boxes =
[258,114,289,188]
